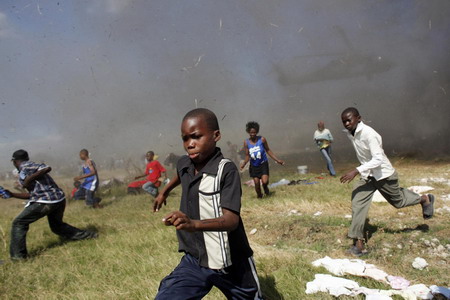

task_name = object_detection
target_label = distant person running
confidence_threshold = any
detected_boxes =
[128,151,166,197]
[340,107,435,256]
[240,121,284,198]
[153,108,262,300]
[74,149,101,208]
[314,121,336,176]
[5,149,97,260]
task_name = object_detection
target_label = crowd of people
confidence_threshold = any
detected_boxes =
[0,107,436,299]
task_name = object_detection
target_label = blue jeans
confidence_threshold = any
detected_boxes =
[156,253,263,300]
[320,147,336,176]
[10,201,92,259]
[142,181,158,197]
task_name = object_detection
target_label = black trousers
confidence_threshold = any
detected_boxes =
[10,200,90,259]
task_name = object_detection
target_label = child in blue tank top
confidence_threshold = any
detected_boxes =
[74,149,101,208]
[240,121,285,198]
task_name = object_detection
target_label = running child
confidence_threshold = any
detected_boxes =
[74,149,101,208]
[153,108,263,300]
[240,121,284,198]
[340,107,434,256]
[5,149,97,260]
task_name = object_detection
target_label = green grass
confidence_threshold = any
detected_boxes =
[0,161,449,299]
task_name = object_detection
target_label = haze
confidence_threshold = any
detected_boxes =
[1,0,449,171]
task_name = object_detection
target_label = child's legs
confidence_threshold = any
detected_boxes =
[142,181,158,197]
[253,178,263,198]
[375,172,421,209]
[348,178,377,241]
[85,189,98,206]
[261,174,270,195]
[155,254,213,300]
[212,256,263,300]
[10,203,49,259]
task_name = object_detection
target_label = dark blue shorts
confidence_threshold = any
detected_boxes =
[155,253,263,300]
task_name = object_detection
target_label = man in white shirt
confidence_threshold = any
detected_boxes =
[313,121,336,176]
[340,107,434,256]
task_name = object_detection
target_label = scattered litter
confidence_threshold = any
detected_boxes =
[305,275,431,299]
[312,256,389,282]
[441,194,450,202]
[372,190,387,203]
[419,177,450,185]
[309,257,438,299]
[249,228,257,235]
[288,209,302,216]
[100,178,125,188]
[288,179,318,185]
[398,212,405,216]
[269,178,290,188]
[244,180,255,187]
[344,214,352,219]
[408,186,434,194]
[313,211,322,216]
[429,285,450,299]
[387,276,410,290]
[412,257,428,270]
[436,205,450,214]
[305,274,359,297]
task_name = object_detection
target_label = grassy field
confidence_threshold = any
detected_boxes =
[0,159,449,299]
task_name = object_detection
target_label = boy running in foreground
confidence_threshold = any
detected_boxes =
[340,107,434,256]
[153,108,263,300]
[6,149,97,260]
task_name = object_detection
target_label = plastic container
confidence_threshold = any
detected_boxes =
[297,165,308,174]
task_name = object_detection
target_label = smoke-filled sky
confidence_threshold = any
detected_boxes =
[1,0,449,169]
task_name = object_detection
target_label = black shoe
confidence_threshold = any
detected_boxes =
[347,246,369,257]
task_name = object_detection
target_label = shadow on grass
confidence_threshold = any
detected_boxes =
[364,219,429,242]
[28,224,100,258]
[383,224,429,234]
[259,274,284,300]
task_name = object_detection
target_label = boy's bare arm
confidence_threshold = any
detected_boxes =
[6,190,30,199]
[153,174,181,212]
[163,208,239,232]
[22,167,51,188]
[262,137,284,165]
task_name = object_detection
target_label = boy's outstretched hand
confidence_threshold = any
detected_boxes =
[163,211,196,232]
[276,160,285,166]
[340,169,359,184]
[153,194,168,212]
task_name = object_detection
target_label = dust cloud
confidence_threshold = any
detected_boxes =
[0,0,449,172]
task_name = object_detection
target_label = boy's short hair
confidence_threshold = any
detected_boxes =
[147,151,154,156]
[80,149,89,155]
[182,108,219,131]
[246,121,260,133]
[342,107,360,117]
